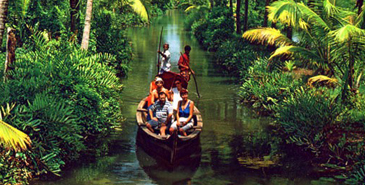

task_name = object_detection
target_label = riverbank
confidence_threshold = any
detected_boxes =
[184,1,365,183]
[0,1,172,184]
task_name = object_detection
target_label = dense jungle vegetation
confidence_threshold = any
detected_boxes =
[183,0,365,183]
[0,0,175,184]
[3,0,365,184]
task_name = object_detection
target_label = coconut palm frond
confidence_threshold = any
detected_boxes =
[268,0,299,27]
[269,46,320,60]
[307,75,338,87]
[180,2,192,6]
[323,0,340,17]
[268,0,330,31]
[330,24,365,43]
[185,5,197,12]
[0,120,31,151]
[242,28,293,47]
[297,2,330,31]
[128,0,148,22]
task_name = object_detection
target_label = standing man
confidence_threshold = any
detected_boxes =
[178,45,194,82]
[146,91,173,139]
[158,43,171,74]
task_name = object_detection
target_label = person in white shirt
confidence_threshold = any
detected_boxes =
[171,79,183,111]
[158,43,171,74]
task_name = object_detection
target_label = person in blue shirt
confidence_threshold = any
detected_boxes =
[169,89,194,136]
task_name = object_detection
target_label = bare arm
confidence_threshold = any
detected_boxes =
[158,51,167,59]
[151,90,156,105]
[149,108,157,122]
[166,89,173,101]
[176,101,181,126]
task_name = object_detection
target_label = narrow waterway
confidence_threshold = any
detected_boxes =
[32,10,324,185]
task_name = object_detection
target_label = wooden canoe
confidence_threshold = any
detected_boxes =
[136,97,203,164]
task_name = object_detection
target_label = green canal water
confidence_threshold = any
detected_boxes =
[31,10,335,185]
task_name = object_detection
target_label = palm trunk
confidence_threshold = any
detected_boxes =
[0,0,8,45]
[70,0,79,33]
[81,0,93,50]
[356,0,364,14]
[236,0,241,34]
[348,40,355,89]
[342,39,355,100]
[243,0,249,32]
[286,26,292,40]
[4,28,16,81]
[263,0,270,27]
[229,0,233,13]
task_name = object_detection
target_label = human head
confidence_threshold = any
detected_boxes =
[180,88,188,99]
[155,77,164,87]
[158,91,167,103]
[175,79,182,87]
[163,43,169,50]
[184,45,191,55]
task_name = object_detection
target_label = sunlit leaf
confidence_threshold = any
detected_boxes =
[242,28,293,47]
[128,0,148,22]
[269,46,320,60]
[330,24,365,43]
[0,120,31,151]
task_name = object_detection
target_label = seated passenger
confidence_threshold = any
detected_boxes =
[171,79,183,111]
[150,77,172,105]
[149,76,159,94]
[146,76,160,107]
[169,89,194,136]
[146,91,173,139]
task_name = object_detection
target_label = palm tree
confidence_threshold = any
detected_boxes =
[0,0,8,45]
[230,0,233,13]
[70,0,79,33]
[236,0,241,34]
[80,0,93,50]
[356,0,364,14]
[243,0,365,99]
[263,0,271,27]
[81,0,149,50]
[243,0,248,32]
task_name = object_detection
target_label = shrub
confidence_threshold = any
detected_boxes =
[215,38,269,77]
[274,88,344,156]
[239,58,303,114]
[0,34,123,181]
[191,7,234,51]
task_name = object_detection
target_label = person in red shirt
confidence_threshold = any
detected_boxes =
[178,45,194,82]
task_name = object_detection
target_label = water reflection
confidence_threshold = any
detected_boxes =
[136,145,201,185]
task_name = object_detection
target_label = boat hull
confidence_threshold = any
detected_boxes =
[136,97,203,164]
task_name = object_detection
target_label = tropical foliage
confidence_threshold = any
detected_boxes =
[0,0,172,184]
[243,0,365,100]
[186,0,365,183]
